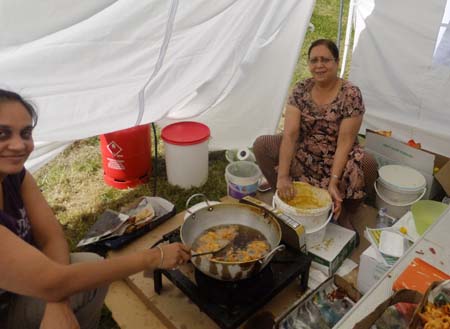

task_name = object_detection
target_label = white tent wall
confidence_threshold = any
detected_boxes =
[0,0,315,172]
[350,0,450,157]
[159,0,315,150]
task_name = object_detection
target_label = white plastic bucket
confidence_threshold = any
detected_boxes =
[272,197,333,250]
[225,161,261,199]
[161,122,210,188]
[273,190,332,231]
[377,165,426,204]
[374,180,427,218]
[305,210,333,249]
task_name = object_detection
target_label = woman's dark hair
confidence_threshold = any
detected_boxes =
[308,39,340,61]
[0,89,38,127]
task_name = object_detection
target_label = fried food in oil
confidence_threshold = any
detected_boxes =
[192,224,270,262]
[215,240,270,262]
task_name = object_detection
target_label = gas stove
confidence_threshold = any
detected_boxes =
[153,227,312,329]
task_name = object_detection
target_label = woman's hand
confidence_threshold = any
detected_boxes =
[156,242,191,270]
[328,181,343,220]
[277,176,296,201]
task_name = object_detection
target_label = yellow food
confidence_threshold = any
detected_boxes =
[419,302,450,329]
[283,182,331,210]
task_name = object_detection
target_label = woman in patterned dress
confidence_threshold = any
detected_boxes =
[253,39,366,228]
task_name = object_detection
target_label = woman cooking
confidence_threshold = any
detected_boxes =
[253,39,366,232]
[0,89,191,329]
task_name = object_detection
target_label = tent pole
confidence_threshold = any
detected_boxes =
[340,0,355,78]
[336,0,345,47]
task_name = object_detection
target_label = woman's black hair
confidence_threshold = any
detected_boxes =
[0,89,38,127]
[308,39,340,61]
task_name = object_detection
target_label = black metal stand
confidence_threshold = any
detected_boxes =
[153,244,311,329]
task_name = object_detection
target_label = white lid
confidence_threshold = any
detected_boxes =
[378,165,426,191]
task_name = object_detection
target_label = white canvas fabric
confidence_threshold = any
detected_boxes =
[0,0,314,172]
[351,0,450,157]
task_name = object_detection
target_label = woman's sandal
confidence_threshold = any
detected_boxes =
[257,177,272,193]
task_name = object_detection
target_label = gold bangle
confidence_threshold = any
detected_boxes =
[156,245,164,268]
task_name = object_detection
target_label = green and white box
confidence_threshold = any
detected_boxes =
[308,223,356,277]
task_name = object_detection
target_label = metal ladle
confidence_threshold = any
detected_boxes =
[191,240,231,258]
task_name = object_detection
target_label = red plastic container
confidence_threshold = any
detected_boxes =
[100,124,151,189]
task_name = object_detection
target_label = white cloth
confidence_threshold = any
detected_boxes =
[351,0,450,157]
[0,0,314,171]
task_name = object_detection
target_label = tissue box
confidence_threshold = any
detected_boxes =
[309,223,356,277]
[357,246,390,294]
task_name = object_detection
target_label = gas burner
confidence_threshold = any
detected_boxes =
[153,226,312,329]
[195,266,274,308]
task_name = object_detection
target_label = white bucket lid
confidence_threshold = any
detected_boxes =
[378,165,426,191]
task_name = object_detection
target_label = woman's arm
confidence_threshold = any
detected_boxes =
[21,171,70,265]
[20,171,78,326]
[0,226,188,302]
[277,105,301,200]
[329,115,363,217]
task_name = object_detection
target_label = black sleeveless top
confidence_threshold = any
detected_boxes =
[0,169,33,244]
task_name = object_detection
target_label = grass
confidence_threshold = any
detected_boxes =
[33,0,349,327]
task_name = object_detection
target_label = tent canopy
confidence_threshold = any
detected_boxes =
[1,0,449,172]
[351,0,450,157]
[1,0,314,171]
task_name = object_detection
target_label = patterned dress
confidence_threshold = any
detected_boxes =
[287,78,366,200]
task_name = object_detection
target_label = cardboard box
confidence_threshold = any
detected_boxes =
[364,130,450,199]
[308,223,356,277]
[357,246,390,294]
[435,160,450,196]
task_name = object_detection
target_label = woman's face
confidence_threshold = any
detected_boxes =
[0,101,34,177]
[308,44,339,83]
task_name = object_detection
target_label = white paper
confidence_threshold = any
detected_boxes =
[379,231,407,258]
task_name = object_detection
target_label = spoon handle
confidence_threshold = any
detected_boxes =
[191,250,215,257]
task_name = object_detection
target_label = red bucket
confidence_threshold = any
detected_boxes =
[100,124,151,189]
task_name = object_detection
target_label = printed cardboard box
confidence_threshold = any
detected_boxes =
[309,223,356,277]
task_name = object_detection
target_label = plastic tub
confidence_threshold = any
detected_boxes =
[225,161,261,199]
[305,210,333,249]
[377,165,426,204]
[374,181,426,219]
[273,182,332,231]
[161,122,210,188]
